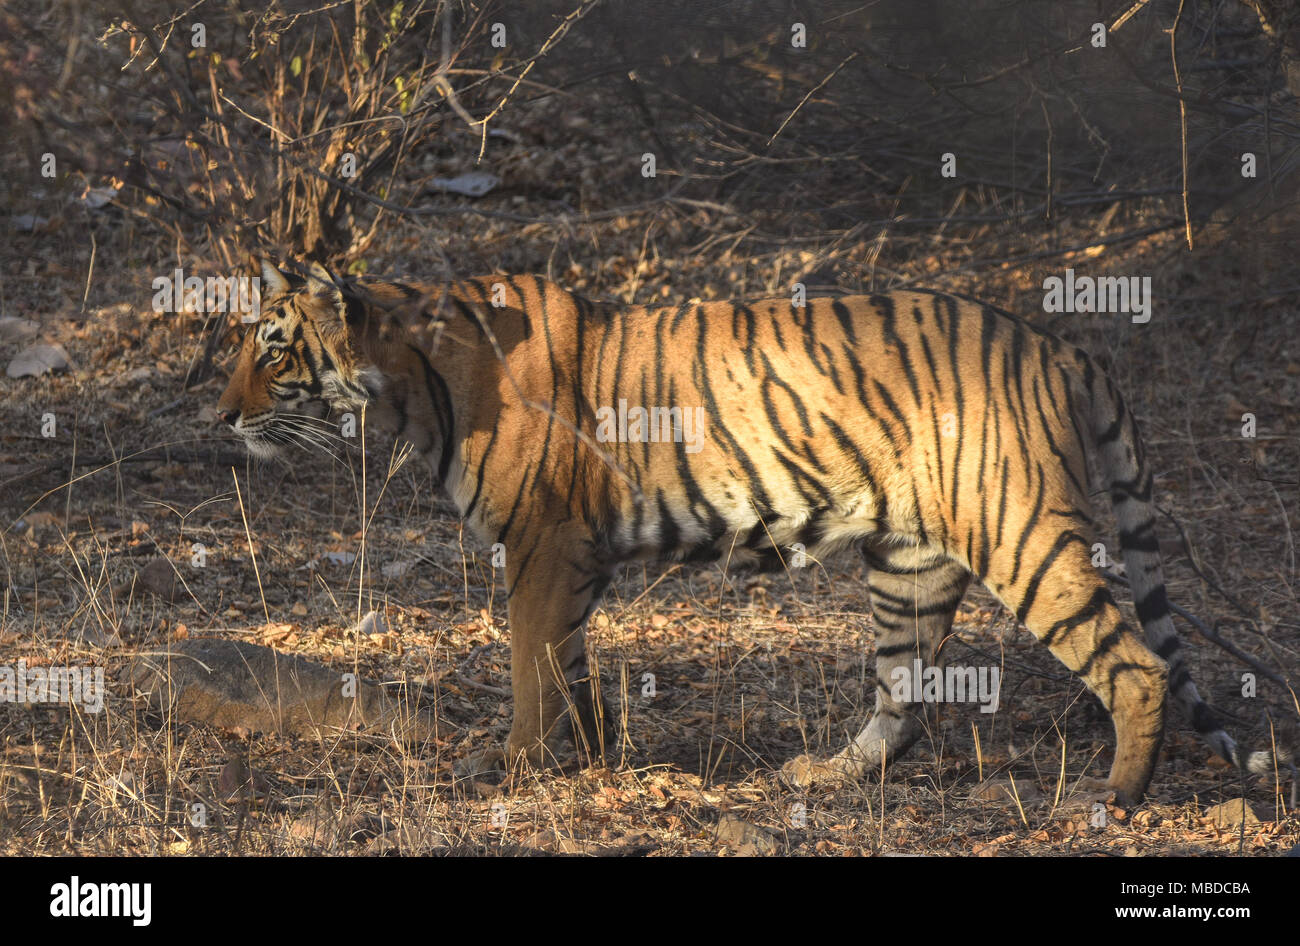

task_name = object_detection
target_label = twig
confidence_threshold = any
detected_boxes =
[768,52,859,147]
[1111,0,1153,32]
[146,397,187,419]
[454,672,510,698]
[1167,0,1194,249]
[1155,505,1264,626]
[1102,572,1291,689]
[230,469,271,628]
[469,0,603,161]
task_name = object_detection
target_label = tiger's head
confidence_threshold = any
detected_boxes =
[217,258,378,457]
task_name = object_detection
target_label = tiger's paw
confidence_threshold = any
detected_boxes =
[780,754,855,790]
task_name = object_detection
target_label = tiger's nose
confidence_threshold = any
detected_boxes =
[217,408,240,427]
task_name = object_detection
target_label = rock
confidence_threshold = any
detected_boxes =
[10,214,50,232]
[715,813,779,856]
[286,813,336,845]
[381,560,414,579]
[1205,798,1262,829]
[283,810,391,846]
[120,638,438,741]
[1055,775,1114,813]
[217,757,271,803]
[346,813,393,841]
[351,610,388,636]
[68,625,123,648]
[362,824,450,856]
[521,829,592,854]
[0,317,39,342]
[134,558,180,603]
[364,832,400,855]
[970,777,1043,805]
[428,172,499,197]
[7,342,72,378]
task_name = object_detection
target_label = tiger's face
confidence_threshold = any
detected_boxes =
[217,259,372,457]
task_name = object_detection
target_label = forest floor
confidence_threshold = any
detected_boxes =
[2,85,1298,856]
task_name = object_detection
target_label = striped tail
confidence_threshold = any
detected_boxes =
[1088,364,1287,779]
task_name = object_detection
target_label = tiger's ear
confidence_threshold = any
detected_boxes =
[252,256,291,300]
[305,261,347,323]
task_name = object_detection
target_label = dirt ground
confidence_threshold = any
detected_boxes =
[2,7,1298,856]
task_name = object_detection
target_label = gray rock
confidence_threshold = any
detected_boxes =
[134,558,180,603]
[120,638,438,742]
[0,317,39,342]
[7,342,72,378]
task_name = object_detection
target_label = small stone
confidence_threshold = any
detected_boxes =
[0,317,39,341]
[7,342,72,378]
[217,757,270,803]
[970,777,1042,805]
[135,558,180,603]
[1204,798,1262,829]
[715,813,779,856]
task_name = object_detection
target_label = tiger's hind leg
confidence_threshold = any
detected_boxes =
[986,535,1167,806]
[783,541,970,789]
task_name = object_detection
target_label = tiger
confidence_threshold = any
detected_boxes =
[215,256,1283,805]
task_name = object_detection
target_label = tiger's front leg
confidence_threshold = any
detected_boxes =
[461,526,611,780]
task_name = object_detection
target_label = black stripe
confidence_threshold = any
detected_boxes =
[1134,585,1170,624]
[872,595,965,619]
[1007,466,1046,588]
[464,425,500,521]
[1032,376,1087,500]
[830,299,857,346]
[1040,585,1110,648]
[1154,635,1180,660]
[656,491,681,554]
[1191,701,1221,734]
[945,296,965,521]
[875,641,923,659]
[875,294,922,408]
[692,322,773,511]
[1118,521,1160,552]
[1015,525,1088,623]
